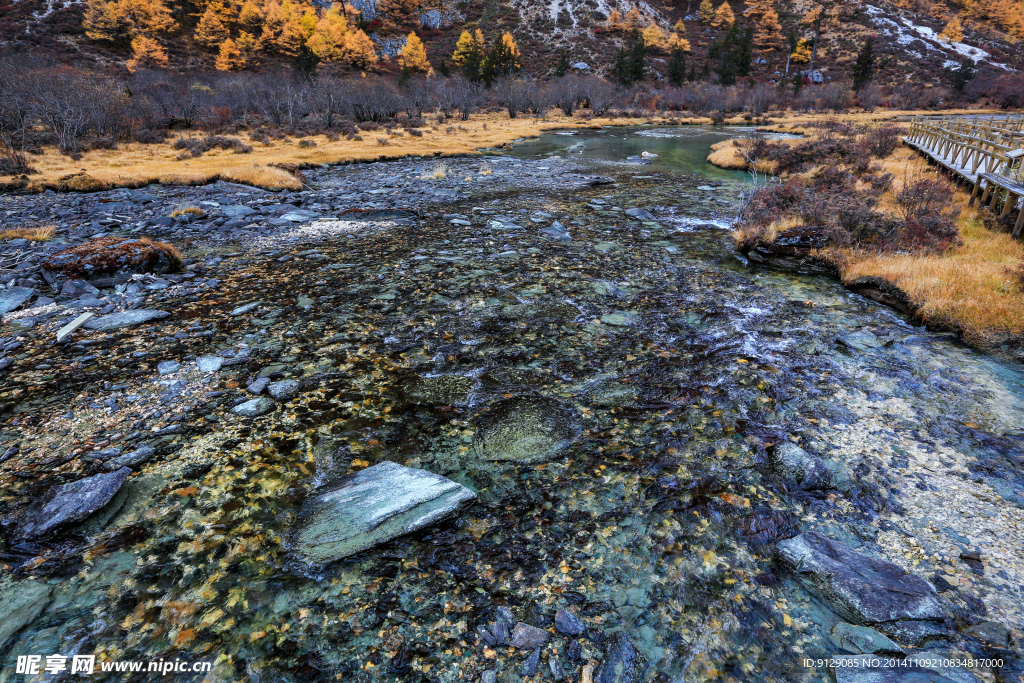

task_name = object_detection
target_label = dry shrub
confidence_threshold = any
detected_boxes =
[865,124,901,158]
[895,176,960,252]
[43,236,182,281]
[298,139,317,148]
[172,135,253,158]
[376,137,391,146]
[170,206,205,218]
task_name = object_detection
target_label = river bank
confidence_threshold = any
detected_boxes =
[712,118,1024,354]
[1,135,1022,682]
[1,108,998,195]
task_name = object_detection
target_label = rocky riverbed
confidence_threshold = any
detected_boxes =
[0,135,1022,682]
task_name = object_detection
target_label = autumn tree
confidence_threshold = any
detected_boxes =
[236,31,262,61]
[711,1,735,28]
[940,14,963,41]
[606,8,623,28]
[194,0,231,48]
[452,28,485,80]
[481,32,520,85]
[216,37,246,70]
[239,0,263,34]
[790,37,811,62]
[84,0,174,46]
[697,0,715,23]
[753,7,784,50]
[126,35,169,71]
[343,29,378,67]
[399,31,430,72]
[307,3,350,61]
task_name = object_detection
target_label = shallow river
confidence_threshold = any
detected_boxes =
[1,127,1022,682]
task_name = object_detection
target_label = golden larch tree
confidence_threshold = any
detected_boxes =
[698,0,715,23]
[126,35,169,70]
[790,37,812,62]
[711,1,735,27]
[307,3,350,61]
[754,7,784,49]
[194,1,231,48]
[399,31,431,71]
[451,28,484,64]
[216,38,246,69]
[239,0,263,33]
[940,14,964,41]
[606,9,622,29]
[343,29,378,67]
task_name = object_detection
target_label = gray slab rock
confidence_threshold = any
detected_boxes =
[196,356,223,373]
[519,649,540,676]
[84,309,170,331]
[60,279,99,299]
[555,608,586,635]
[232,397,275,417]
[0,580,53,650]
[831,622,904,655]
[157,361,180,375]
[16,467,132,540]
[267,379,299,400]
[625,208,656,221]
[221,204,257,218]
[510,622,551,650]
[55,312,95,343]
[596,631,646,683]
[102,445,156,472]
[292,461,476,564]
[777,532,945,642]
[0,286,35,314]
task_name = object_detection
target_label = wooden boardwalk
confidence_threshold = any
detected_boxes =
[903,114,1024,237]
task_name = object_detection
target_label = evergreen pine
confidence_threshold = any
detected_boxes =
[554,52,570,77]
[667,46,686,86]
[851,37,875,90]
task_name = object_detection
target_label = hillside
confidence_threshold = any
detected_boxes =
[2,0,1023,88]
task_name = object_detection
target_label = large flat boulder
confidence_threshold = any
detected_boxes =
[292,461,476,564]
[777,532,945,642]
[16,467,132,540]
[0,286,35,315]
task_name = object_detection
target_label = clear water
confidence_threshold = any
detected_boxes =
[2,130,1023,683]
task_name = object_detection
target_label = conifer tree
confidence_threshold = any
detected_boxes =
[642,23,669,51]
[481,32,520,85]
[84,0,174,46]
[216,37,246,70]
[711,2,734,28]
[753,7,783,50]
[554,52,570,77]
[606,9,622,29]
[452,29,485,80]
[236,30,262,61]
[194,1,230,48]
[668,45,686,85]
[790,37,811,63]
[673,18,687,33]
[239,0,263,34]
[126,34,169,70]
[940,14,964,42]
[307,3,350,61]
[612,28,646,84]
[851,37,875,90]
[697,0,715,23]
[399,31,431,71]
[343,29,378,67]
[708,22,751,84]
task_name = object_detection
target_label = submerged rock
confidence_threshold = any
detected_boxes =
[555,608,586,635]
[0,580,53,650]
[499,300,580,322]
[84,309,170,331]
[768,442,833,490]
[832,622,904,655]
[292,461,476,564]
[831,653,986,682]
[595,631,646,683]
[777,532,945,642]
[510,622,551,650]
[232,397,275,417]
[404,374,476,406]
[475,396,581,463]
[16,467,132,540]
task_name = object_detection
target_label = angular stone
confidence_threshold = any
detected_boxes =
[519,649,540,676]
[292,461,476,564]
[510,622,551,650]
[247,377,270,394]
[769,442,832,490]
[831,654,986,683]
[555,608,586,635]
[102,445,156,472]
[230,302,261,316]
[625,208,655,221]
[60,279,99,299]
[16,467,132,540]
[596,631,646,683]
[0,580,53,650]
[157,360,180,375]
[838,330,887,352]
[404,374,476,406]
[84,309,170,331]
[196,356,223,373]
[475,396,581,463]
[232,397,275,417]
[832,622,904,655]
[55,312,95,343]
[964,620,1011,647]
[221,204,257,218]
[0,286,36,314]
[267,379,299,400]
[777,532,945,640]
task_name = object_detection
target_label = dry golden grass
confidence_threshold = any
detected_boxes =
[219,165,303,191]
[708,140,748,170]
[169,206,205,218]
[726,117,1024,346]
[835,218,1024,343]
[0,224,56,241]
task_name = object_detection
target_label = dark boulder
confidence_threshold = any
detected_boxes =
[42,236,182,288]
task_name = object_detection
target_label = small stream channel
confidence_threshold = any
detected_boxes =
[1,127,1022,682]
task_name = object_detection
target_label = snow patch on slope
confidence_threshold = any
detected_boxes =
[864,4,1010,70]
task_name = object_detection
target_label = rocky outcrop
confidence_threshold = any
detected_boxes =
[292,461,476,564]
[777,532,946,643]
[736,226,836,275]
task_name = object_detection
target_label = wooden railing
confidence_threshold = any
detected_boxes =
[903,114,1024,238]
